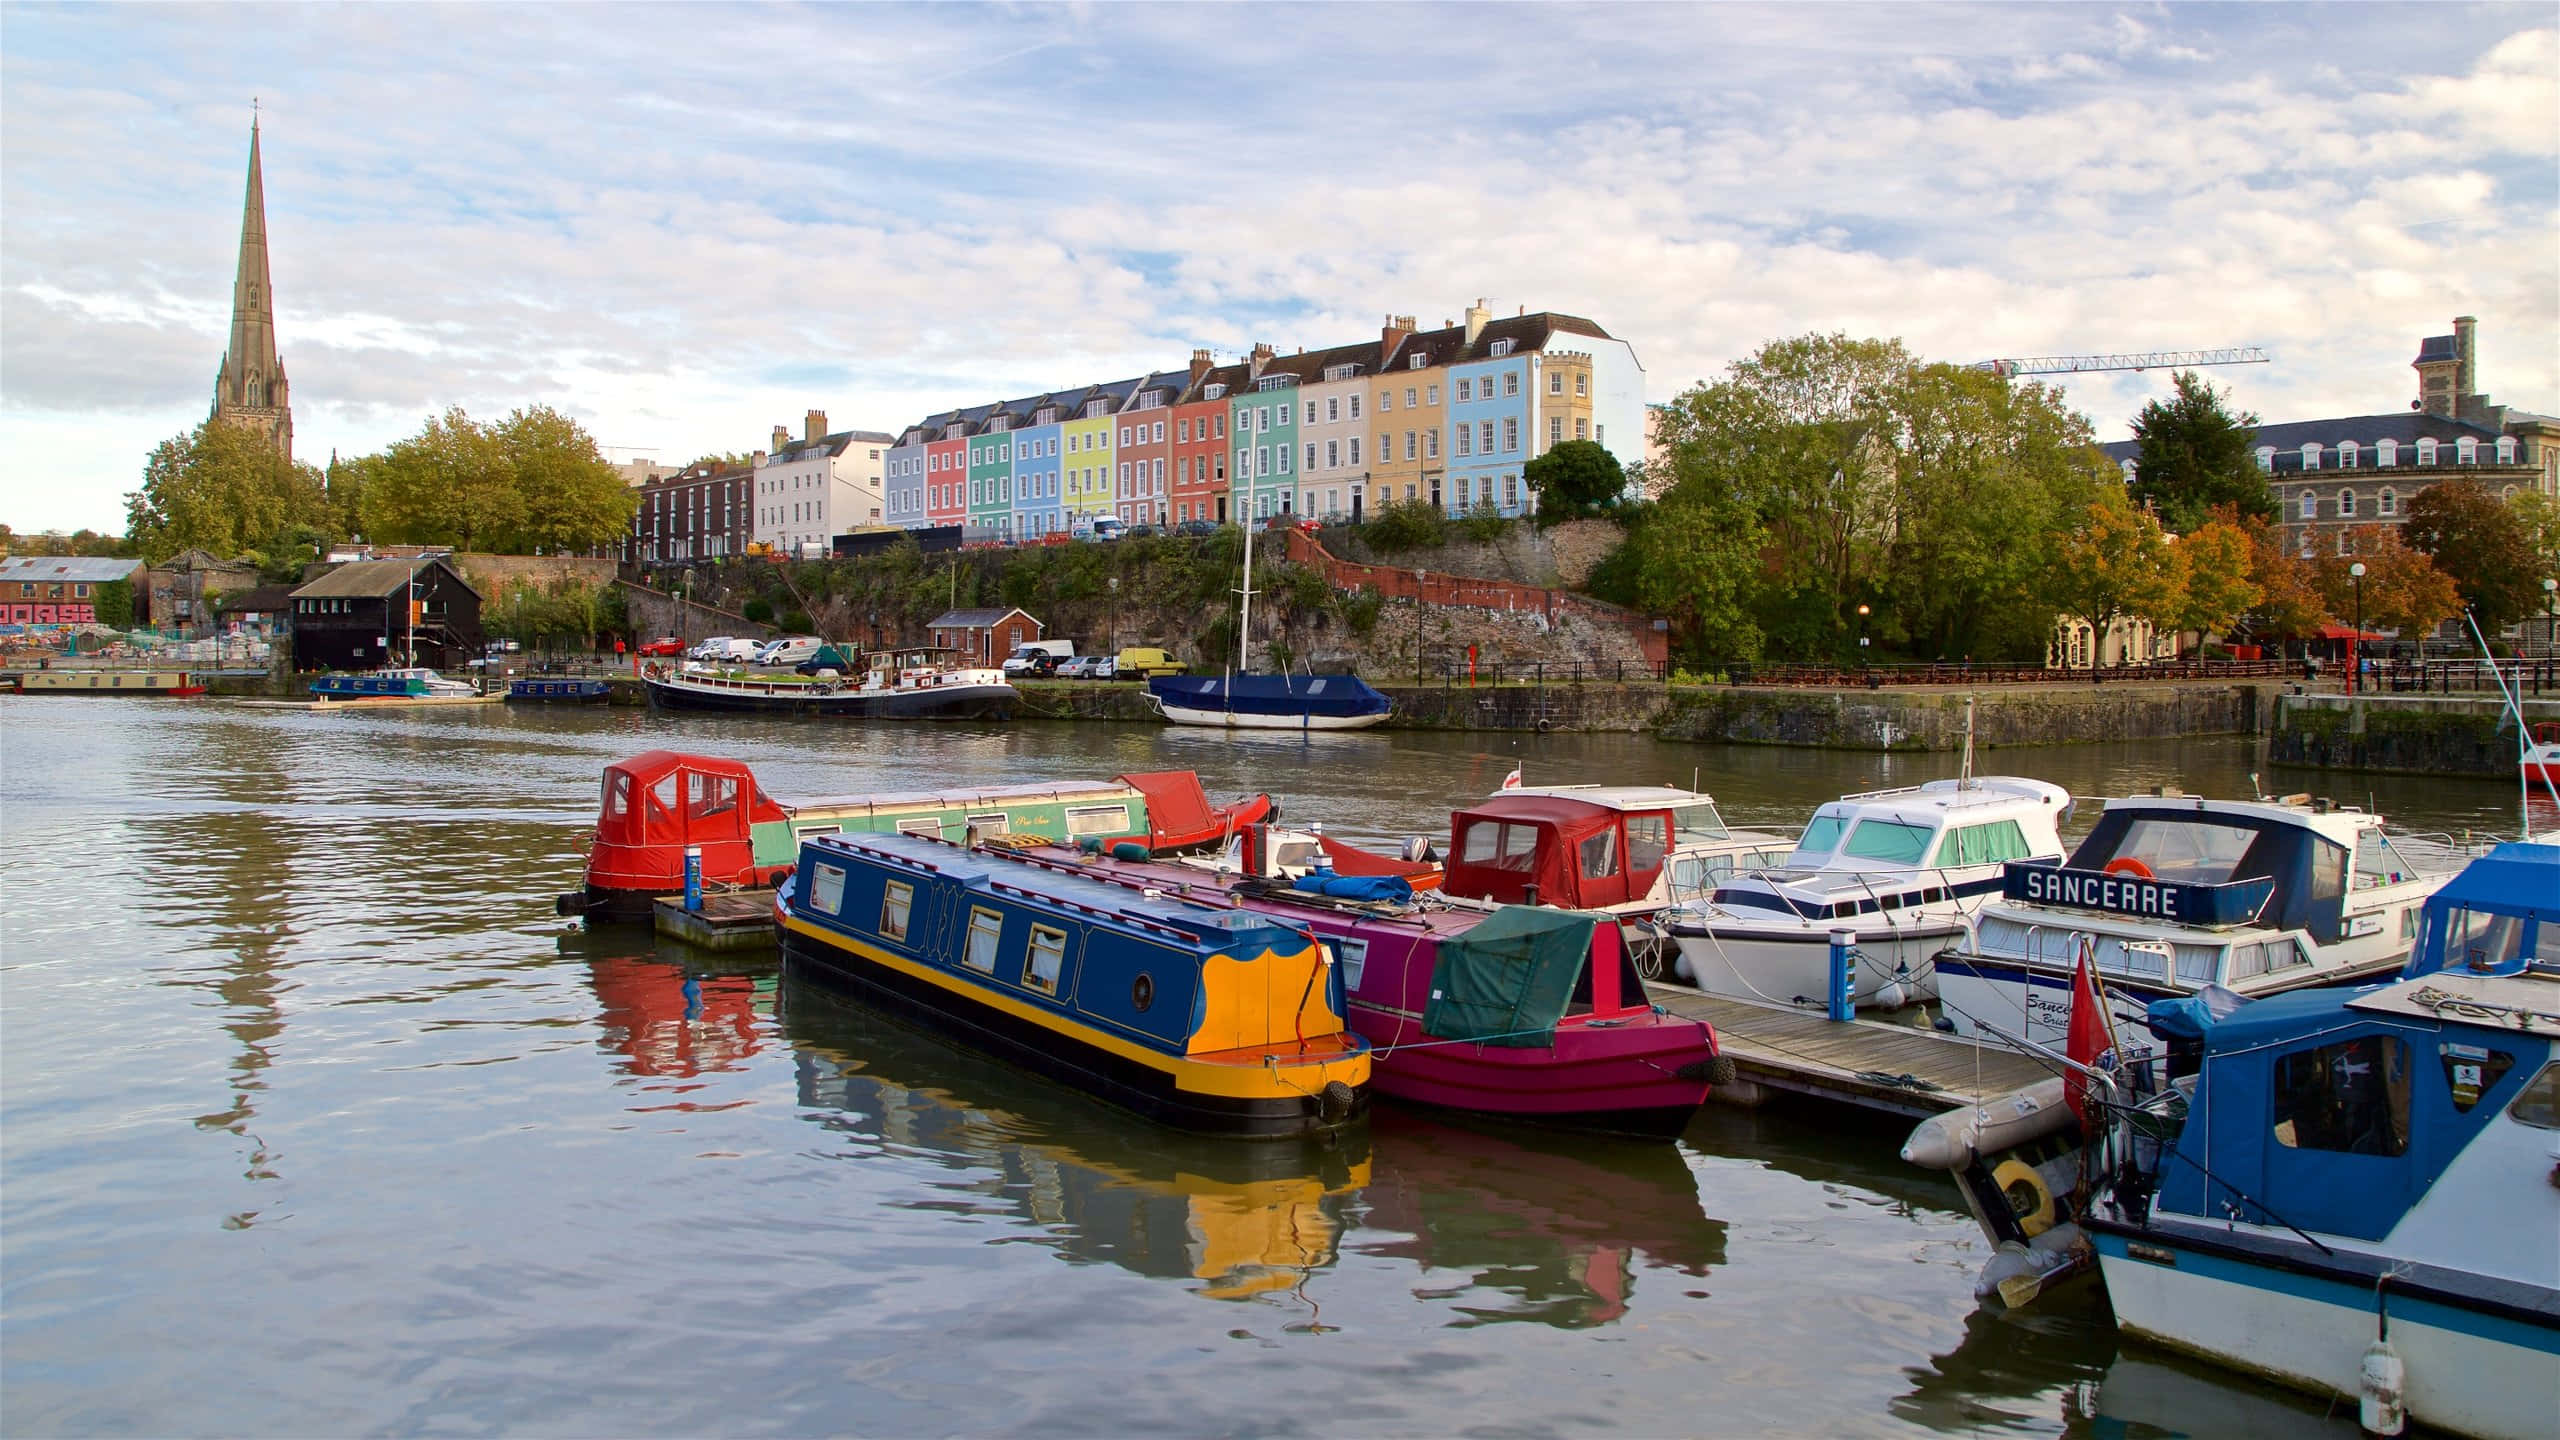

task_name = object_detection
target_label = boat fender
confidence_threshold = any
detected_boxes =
[1872,980,1912,1011]
[2358,1340,2405,1436]
[1111,841,1150,862]
[1318,1080,1357,1122]
[1704,1055,1738,1088]
[1990,1158,2056,1237]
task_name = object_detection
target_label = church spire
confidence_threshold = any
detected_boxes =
[211,115,293,462]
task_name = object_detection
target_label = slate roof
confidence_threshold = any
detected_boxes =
[926,607,1035,629]
[0,556,144,584]
[215,584,296,614]
[291,556,481,601]
[2099,411,2511,467]
[2414,334,2458,364]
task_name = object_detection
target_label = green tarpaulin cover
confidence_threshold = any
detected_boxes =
[1420,906,1599,1047]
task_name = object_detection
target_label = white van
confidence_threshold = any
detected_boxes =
[757,636,824,667]
[1001,640,1076,676]
[1078,517,1127,542]
[710,637,766,663]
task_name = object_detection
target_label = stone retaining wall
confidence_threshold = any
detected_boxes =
[2269,693,2558,775]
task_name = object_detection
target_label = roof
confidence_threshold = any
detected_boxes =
[214,584,295,613]
[814,831,1301,949]
[2424,841,2560,927]
[2414,334,2458,363]
[290,556,481,600]
[1497,784,1717,813]
[2100,411,2509,466]
[926,607,1035,629]
[0,555,144,584]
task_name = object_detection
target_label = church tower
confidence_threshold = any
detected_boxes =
[210,119,293,462]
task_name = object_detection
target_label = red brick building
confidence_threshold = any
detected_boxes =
[627,460,753,569]
[927,607,1044,667]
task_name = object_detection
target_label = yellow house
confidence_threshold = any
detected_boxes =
[1061,409,1114,525]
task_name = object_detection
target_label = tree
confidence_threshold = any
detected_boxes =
[1522,439,1628,518]
[2237,517,2329,643]
[2127,371,2273,533]
[689,451,758,470]
[2165,516,2261,655]
[2316,527,2459,637]
[357,404,634,554]
[2401,479,2550,630]
[125,419,331,565]
[1586,495,1767,667]
[494,405,637,554]
[2044,494,2184,673]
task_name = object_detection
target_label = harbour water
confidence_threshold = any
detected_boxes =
[4,698,2539,1435]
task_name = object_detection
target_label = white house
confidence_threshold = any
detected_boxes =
[754,410,894,557]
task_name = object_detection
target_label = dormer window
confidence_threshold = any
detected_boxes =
[1256,374,1292,391]
[1204,384,1226,401]
[2457,437,2478,465]
[2338,442,2358,469]
[2376,439,2397,467]
[1036,408,1056,425]
[1488,339,1515,357]
[2417,437,2438,465]
[1323,364,1355,382]
[2496,436,2517,464]
[2256,446,2276,472]
[2119,459,2137,483]
[1409,354,1427,370]
[1085,400,1108,418]
[1132,392,1163,411]
[2301,442,2322,470]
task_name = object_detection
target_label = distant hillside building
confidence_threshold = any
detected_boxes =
[755,411,895,558]
[627,459,754,569]
[209,121,293,463]
[2103,315,2559,557]
[289,555,483,671]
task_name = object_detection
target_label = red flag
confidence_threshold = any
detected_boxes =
[2063,949,2117,1126]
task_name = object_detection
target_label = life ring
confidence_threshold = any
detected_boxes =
[1991,1158,2057,1237]
[2102,857,2156,880]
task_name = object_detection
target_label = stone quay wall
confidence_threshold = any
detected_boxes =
[2269,692,2560,775]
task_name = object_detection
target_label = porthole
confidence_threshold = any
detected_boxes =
[1131,973,1155,1012]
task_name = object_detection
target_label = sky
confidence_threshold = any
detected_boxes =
[2,2,2554,535]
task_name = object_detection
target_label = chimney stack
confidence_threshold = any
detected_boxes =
[2453,316,2477,399]
[805,409,828,443]
[1464,299,1490,344]
[1249,342,1275,377]
[1382,313,1415,356]
[772,424,790,453]
[1190,348,1213,385]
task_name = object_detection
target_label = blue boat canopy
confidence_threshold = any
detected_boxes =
[1148,672,1390,720]
[2401,841,2560,978]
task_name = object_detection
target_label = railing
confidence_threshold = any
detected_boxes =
[1729,659,2293,687]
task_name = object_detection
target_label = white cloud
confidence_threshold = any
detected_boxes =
[1,3,2553,533]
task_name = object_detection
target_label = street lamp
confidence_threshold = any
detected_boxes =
[2349,562,2366,695]
[2544,577,2556,653]
[1855,603,1871,668]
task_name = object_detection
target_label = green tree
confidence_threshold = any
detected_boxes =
[495,405,637,554]
[2401,479,2551,630]
[2127,371,2274,532]
[2164,516,2261,655]
[92,578,135,629]
[364,408,516,551]
[1586,495,1767,666]
[1362,498,1448,554]
[1522,439,1627,519]
[2044,494,2184,674]
[124,419,331,565]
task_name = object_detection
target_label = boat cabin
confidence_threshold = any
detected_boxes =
[588,751,791,896]
[2400,841,2559,979]
[1444,793,1674,910]
[1778,777,2070,875]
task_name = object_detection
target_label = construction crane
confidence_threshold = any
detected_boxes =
[1967,346,2271,379]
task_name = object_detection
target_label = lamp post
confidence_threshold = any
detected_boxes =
[1855,603,1871,677]
[2349,562,2366,695]
[2544,577,2557,651]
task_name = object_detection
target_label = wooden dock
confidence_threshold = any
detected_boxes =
[653,890,779,952]
[1651,989,2055,1119]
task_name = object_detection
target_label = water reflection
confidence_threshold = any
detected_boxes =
[778,972,1368,1308]
[1354,1109,1726,1328]
[2068,1348,2366,1438]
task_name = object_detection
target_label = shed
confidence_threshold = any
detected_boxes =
[289,555,484,671]
[926,607,1043,668]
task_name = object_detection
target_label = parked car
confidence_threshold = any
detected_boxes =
[1124,523,1157,538]
[690,636,734,661]
[1021,651,1068,677]
[1115,646,1185,678]
[637,636,687,657]
[1078,517,1127,543]
[1173,519,1219,537]
[1058,654,1114,680]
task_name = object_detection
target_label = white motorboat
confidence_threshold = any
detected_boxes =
[1935,791,2457,1048]
[1665,776,2072,1009]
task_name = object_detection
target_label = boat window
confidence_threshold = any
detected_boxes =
[1499,822,1540,871]
[1578,827,1619,880]
[2272,1034,2409,1156]
[1842,820,1932,864]
[691,773,738,819]
[964,812,1009,844]
[1460,820,1501,863]
[1065,804,1131,837]
[2097,817,2258,885]
[1024,925,1067,993]
[1329,936,1368,990]
[1790,815,1846,862]
[809,863,846,916]
[603,772,631,821]
[651,773,679,815]
[2438,1043,2515,1113]
[880,880,912,939]
[963,907,1002,973]
[1625,813,1668,871]
[1672,804,1730,844]
[1933,819,2032,868]
[894,818,942,839]
[2352,832,2415,889]
[2436,906,2533,973]
[2508,1063,2560,1129]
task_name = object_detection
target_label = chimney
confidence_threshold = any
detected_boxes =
[1190,348,1212,385]
[1249,342,1274,377]
[1382,313,1415,360]
[805,409,828,443]
[1464,299,1490,344]
[772,424,789,452]
[2454,315,2477,399]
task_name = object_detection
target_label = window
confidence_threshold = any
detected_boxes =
[1625,813,1668,871]
[1843,819,1934,863]
[2438,1044,2516,1112]
[1503,372,1519,396]
[2338,489,2356,518]
[1330,936,1369,990]
[963,907,1002,973]
[2302,442,2322,470]
[2417,438,2438,465]
[2375,487,2395,517]
[2511,1062,2560,1128]
[1178,419,1190,442]
[1933,819,2032,867]
[1457,378,1473,402]
[809,862,847,915]
[2377,439,2397,466]
[2496,436,2516,464]
[1348,437,1360,465]
[1405,431,1417,461]
[2257,446,2276,472]
[1325,440,1338,469]
[2273,1035,2409,1155]
[1578,827,1619,879]
[2457,436,2479,464]
[1324,397,1338,422]
[1152,422,1164,443]
[2299,490,2317,520]
[880,880,913,939]
[1278,446,1292,475]
[1426,385,1440,404]
[1549,371,1563,395]
[1456,427,1473,457]
[1482,421,1496,454]
[1348,394,1361,420]
[1425,430,1439,459]
[1378,390,1392,412]
[1490,339,1515,357]
[1575,373,1587,397]
[2339,442,2359,469]
[1024,925,1067,994]
[1405,387,1417,407]
[1550,417,1563,445]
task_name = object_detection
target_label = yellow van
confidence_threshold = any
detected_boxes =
[1115,647,1186,678]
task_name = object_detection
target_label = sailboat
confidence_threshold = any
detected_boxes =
[1144,518,1392,730]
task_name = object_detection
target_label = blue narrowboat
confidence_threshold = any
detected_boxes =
[779,832,1371,1137]
[310,666,477,699]
[506,676,612,703]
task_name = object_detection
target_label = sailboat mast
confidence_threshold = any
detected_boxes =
[1236,518,1255,674]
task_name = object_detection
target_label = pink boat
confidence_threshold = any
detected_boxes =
[1031,845,1727,1138]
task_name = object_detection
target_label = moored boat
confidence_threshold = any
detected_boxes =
[311,665,476,699]
[1934,792,2457,1048]
[1052,843,1726,1137]
[506,676,611,703]
[1665,776,2070,1009]
[643,646,1014,720]
[564,750,1274,921]
[2526,720,2560,788]
[2076,842,2560,1438]
[1146,672,1392,730]
[777,831,1371,1137]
